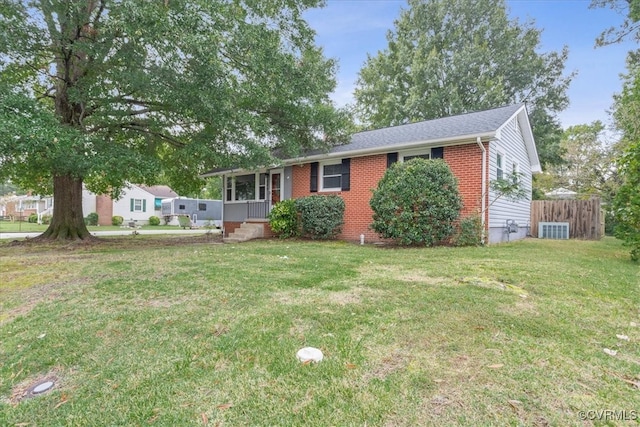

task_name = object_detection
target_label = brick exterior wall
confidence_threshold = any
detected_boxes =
[223,221,243,238]
[292,154,387,241]
[223,143,489,241]
[443,143,488,226]
[291,144,489,242]
[96,195,113,226]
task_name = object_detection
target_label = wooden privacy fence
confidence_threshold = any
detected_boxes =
[530,199,604,240]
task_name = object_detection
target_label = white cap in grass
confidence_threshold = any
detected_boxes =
[296,347,323,363]
[32,381,54,394]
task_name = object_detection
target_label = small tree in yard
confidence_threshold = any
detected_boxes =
[370,159,463,246]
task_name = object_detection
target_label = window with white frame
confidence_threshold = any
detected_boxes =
[258,173,268,200]
[496,152,504,180]
[225,173,269,202]
[133,199,143,212]
[226,177,233,202]
[320,161,342,191]
[401,149,431,162]
[234,175,255,201]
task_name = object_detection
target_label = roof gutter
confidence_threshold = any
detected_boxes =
[202,131,497,177]
[285,131,497,165]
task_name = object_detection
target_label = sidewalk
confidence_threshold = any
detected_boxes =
[0,229,219,240]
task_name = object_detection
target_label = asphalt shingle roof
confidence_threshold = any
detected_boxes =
[139,185,179,199]
[314,103,524,156]
[201,104,526,175]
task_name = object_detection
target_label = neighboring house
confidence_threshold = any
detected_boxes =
[1,185,183,226]
[93,184,179,226]
[161,197,222,227]
[545,187,578,200]
[202,104,540,243]
[0,193,54,221]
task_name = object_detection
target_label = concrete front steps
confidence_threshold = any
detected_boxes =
[223,222,265,243]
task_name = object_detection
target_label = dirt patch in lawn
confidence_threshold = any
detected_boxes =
[5,367,66,405]
[357,264,451,286]
[0,279,89,325]
[273,286,384,308]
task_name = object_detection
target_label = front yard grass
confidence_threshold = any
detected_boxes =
[0,221,183,233]
[0,237,638,426]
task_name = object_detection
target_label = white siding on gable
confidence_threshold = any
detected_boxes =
[488,115,533,243]
[82,188,96,217]
[113,185,156,224]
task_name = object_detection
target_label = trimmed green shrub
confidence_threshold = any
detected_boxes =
[112,215,124,226]
[148,215,160,226]
[268,199,299,238]
[28,213,38,223]
[85,212,99,226]
[295,195,345,240]
[370,158,463,246]
[41,214,52,224]
[452,215,483,247]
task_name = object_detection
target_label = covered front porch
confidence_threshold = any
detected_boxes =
[219,166,293,239]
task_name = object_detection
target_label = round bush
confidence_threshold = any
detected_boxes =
[268,199,299,238]
[148,215,160,226]
[41,214,52,224]
[295,195,345,240]
[85,212,99,226]
[370,158,463,246]
[112,215,124,226]
[28,213,38,223]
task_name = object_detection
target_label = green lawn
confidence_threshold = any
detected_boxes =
[0,237,638,426]
[0,221,183,233]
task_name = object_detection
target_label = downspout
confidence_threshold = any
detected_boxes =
[476,136,487,244]
[221,174,226,236]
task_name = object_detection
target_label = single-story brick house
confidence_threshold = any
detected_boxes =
[202,104,541,244]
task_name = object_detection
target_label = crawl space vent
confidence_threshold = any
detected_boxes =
[538,222,569,239]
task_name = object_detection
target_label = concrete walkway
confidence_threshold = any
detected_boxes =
[0,228,220,240]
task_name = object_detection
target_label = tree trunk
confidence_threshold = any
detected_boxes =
[37,175,93,241]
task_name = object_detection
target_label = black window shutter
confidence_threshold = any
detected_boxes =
[341,158,351,191]
[310,162,318,192]
[387,152,398,167]
[431,147,444,159]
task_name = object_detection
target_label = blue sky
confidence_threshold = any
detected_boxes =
[303,0,637,130]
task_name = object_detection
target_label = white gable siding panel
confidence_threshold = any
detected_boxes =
[488,116,533,243]
[82,188,97,217]
[113,185,155,225]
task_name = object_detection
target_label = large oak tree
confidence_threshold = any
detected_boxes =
[353,0,573,168]
[0,0,350,240]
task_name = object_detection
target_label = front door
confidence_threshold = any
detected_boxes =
[270,170,283,207]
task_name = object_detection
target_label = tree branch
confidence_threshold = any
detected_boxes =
[120,124,186,148]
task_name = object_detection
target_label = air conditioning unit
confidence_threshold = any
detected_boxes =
[538,222,569,239]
